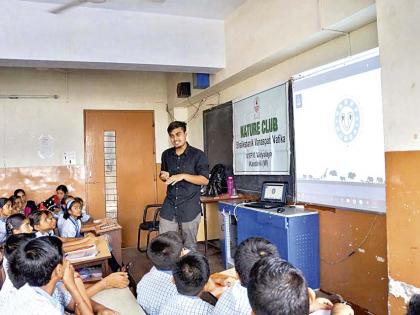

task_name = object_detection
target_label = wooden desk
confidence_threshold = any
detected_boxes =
[200,193,257,256]
[96,223,123,266]
[71,236,111,277]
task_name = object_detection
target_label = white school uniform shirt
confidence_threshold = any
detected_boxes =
[0,257,15,307]
[0,257,71,310]
[52,281,72,309]
[35,230,55,238]
[56,212,65,231]
[81,209,91,223]
[159,293,214,315]
[213,281,252,315]
[311,310,331,315]
[136,267,178,315]
[57,211,89,230]
[1,283,63,315]
[59,217,81,238]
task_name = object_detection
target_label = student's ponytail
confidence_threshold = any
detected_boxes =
[6,213,27,236]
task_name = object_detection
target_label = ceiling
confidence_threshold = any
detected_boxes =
[21,0,246,20]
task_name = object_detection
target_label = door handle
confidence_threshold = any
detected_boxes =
[87,181,100,184]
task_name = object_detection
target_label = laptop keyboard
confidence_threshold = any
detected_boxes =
[244,202,283,209]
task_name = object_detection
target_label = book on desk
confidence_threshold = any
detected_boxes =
[65,244,97,262]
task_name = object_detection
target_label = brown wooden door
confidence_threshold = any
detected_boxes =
[84,110,157,247]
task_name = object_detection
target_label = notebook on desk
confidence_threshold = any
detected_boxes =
[244,182,287,209]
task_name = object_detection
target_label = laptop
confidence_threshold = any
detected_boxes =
[244,182,287,209]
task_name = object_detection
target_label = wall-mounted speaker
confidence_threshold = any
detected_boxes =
[193,73,210,89]
[177,82,191,98]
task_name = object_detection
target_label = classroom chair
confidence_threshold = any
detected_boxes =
[136,204,162,252]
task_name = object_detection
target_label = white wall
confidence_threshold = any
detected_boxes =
[0,1,225,73]
[218,0,375,84]
[168,0,376,109]
[0,68,170,167]
[376,0,420,152]
[184,22,378,151]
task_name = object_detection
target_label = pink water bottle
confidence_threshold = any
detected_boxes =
[227,176,234,196]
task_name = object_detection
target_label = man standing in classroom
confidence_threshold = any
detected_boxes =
[159,121,209,250]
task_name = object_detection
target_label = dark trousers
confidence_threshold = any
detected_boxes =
[159,212,201,250]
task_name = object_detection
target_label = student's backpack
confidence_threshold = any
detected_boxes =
[203,164,230,197]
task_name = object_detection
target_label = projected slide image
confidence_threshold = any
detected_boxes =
[293,51,386,212]
[295,69,384,183]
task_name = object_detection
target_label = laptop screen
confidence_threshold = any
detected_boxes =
[262,183,286,202]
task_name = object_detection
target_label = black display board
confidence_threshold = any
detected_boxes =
[203,83,295,200]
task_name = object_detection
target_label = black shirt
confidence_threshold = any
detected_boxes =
[160,143,209,222]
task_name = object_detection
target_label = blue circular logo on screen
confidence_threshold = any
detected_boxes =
[335,98,360,142]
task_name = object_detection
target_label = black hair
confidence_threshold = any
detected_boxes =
[173,253,210,296]
[234,237,279,287]
[167,121,187,134]
[248,256,309,315]
[147,231,183,270]
[63,199,82,220]
[28,211,46,230]
[26,200,37,212]
[5,213,27,236]
[13,189,26,197]
[61,195,73,205]
[407,294,420,315]
[56,184,68,194]
[74,197,84,207]
[4,233,36,260]
[5,233,37,289]
[9,195,22,206]
[0,197,11,209]
[9,236,63,288]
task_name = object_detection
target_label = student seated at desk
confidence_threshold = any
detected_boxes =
[29,210,95,252]
[5,213,33,236]
[136,231,182,315]
[212,236,334,315]
[29,210,55,237]
[29,210,129,292]
[2,230,128,311]
[0,236,94,315]
[54,196,91,231]
[160,252,214,315]
[75,196,91,223]
[10,195,24,214]
[58,199,96,238]
[4,235,120,315]
[0,234,36,307]
[248,256,310,315]
[213,237,279,315]
[13,189,37,216]
[248,256,354,315]
[1,234,73,313]
[39,185,69,219]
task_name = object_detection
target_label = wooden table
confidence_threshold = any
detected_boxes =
[70,236,112,277]
[200,193,257,256]
[95,223,123,266]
